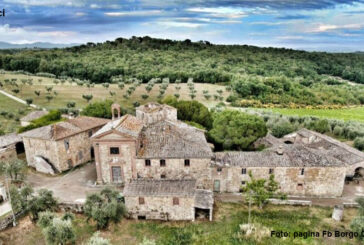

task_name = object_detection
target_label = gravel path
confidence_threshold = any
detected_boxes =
[0,89,39,109]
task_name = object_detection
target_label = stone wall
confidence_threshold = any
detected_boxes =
[125,196,195,221]
[95,138,136,184]
[24,127,101,172]
[212,166,346,197]
[23,137,60,170]
[0,145,17,163]
[136,106,177,125]
[135,158,212,189]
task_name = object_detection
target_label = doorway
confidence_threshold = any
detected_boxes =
[213,180,220,192]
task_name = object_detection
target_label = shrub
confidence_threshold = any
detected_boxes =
[333,126,343,137]
[84,188,126,229]
[209,110,267,150]
[82,100,114,119]
[354,137,364,151]
[162,96,213,130]
[18,110,62,133]
[87,232,111,245]
[38,213,75,245]
[271,120,295,138]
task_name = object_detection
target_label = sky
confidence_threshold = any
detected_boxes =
[0,0,364,52]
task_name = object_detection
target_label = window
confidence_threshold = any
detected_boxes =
[269,168,274,174]
[184,159,190,167]
[297,183,303,190]
[64,139,70,150]
[110,147,120,155]
[137,215,146,220]
[160,159,166,167]
[161,174,166,179]
[145,159,151,167]
[217,167,222,172]
[173,197,179,205]
[300,168,305,175]
[139,197,145,205]
[241,168,246,174]
[88,130,93,137]
[241,181,246,185]
[67,159,73,168]
[78,151,83,160]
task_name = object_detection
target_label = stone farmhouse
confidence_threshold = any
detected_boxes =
[21,116,109,174]
[90,102,364,221]
[0,133,23,163]
[124,179,213,221]
[91,103,213,189]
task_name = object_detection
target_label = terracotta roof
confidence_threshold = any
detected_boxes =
[0,133,22,148]
[92,114,144,138]
[20,110,48,122]
[137,120,213,159]
[213,144,344,168]
[123,179,196,197]
[20,116,109,140]
[285,129,364,165]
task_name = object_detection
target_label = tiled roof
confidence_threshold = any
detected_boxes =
[213,144,344,168]
[137,120,213,159]
[286,129,364,165]
[20,116,109,140]
[0,133,22,148]
[123,179,196,197]
[20,110,48,122]
[92,114,143,138]
[195,189,214,209]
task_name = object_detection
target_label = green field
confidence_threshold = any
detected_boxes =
[271,107,364,122]
[0,202,360,245]
[0,73,229,111]
[0,92,31,133]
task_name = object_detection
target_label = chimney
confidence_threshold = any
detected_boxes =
[276,145,284,155]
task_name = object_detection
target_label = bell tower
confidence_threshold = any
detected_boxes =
[111,103,121,120]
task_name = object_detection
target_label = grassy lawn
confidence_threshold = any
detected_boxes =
[0,73,229,111]
[0,92,31,133]
[0,202,360,245]
[270,107,364,122]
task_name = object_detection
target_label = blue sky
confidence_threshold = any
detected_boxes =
[1,0,364,51]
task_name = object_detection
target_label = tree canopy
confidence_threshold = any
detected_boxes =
[209,110,267,150]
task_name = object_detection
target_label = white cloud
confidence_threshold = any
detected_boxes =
[105,10,162,17]
[3,0,83,7]
[0,24,76,44]
[187,7,247,19]
[75,12,86,16]
[308,23,363,32]
[151,21,205,28]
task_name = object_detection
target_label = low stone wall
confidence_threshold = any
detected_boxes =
[268,198,312,206]
[0,211,24,231]
[58,202,84,213]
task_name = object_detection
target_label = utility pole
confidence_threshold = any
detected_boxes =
[4,174,16,227]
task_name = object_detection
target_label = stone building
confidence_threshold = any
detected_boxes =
[21,116,109,174]
[20,110,48,126]
[282,129,364,178]
[0,133,23,163]
[92,103,213,189]
[212,144,346,197]
[124,179,213,221]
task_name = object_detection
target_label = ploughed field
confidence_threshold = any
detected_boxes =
[0,202,360,245]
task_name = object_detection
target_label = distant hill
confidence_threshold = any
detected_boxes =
[0,41,80,49]
[0,36,363,106]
